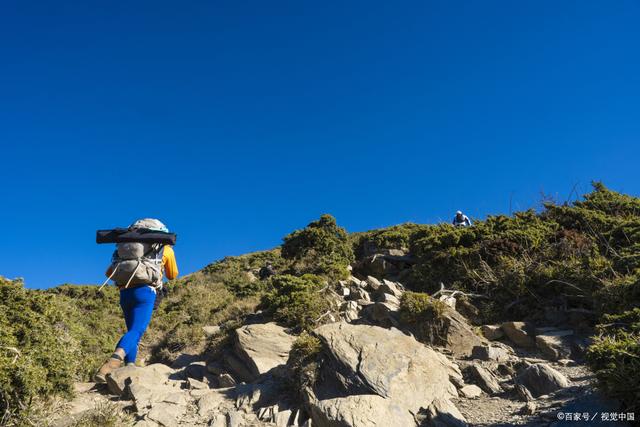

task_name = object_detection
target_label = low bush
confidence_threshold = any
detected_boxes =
[282,214,354,281]
[0,278,88,423]
[399,291,447,324]
[260,274,331,331]
[202,249,285,297]
[587,309,640,412]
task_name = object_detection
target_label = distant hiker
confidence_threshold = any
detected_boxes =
[94,218,179,382]
[259,262,276,280]
[452,210,472,227]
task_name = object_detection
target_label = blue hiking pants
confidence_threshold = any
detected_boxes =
[116,286,156,364]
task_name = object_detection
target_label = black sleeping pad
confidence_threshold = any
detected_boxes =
[96,228,177,245]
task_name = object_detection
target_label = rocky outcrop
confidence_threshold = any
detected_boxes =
[480,324,504,341]
[467,365,503,395]
[106,363,176,396]
[425,397,468,427]
[502,321,535,348]
[305,322,462,427]
[406,306,485,358]
[309,395,416,427]
[226,322,296,382]
[471,345,510,363]
[535,329,574,361]
[517,363,569,397]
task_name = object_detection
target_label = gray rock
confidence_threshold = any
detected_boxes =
[535,330,573,360]
[458,385,482,398]
[223,350,255,383]
[471,345,509,363]
[107,364,175,396]
[348,276,366,288]
[308,323,462,426]
[227,410,244,427]
[379,280,404,298]
[231,322,296,381]
[468,365,502,395]
[426,397,468,427]
[275,409,292,427]
[197,390,224,415]
[187,377,209,390]
[407,306,485,357]
[234,377,282,411]
[365,276,382,292]
[147,402,185,427]
[514,382,534,402]
[521,401,537,415]
[128,382,177,413]
[517,363,569,397]
[309,394,416,427]
[209,413,227,427]
[502,322,535,348]
[378,292,400,306]
[362,302,400,326]
[480,325,504,341]
[438,295,457,309]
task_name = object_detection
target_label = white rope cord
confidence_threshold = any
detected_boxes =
[124,260,142,289]
[98,264,120,292]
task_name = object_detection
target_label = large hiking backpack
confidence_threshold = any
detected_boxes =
[109,242,165,288]
[102,219,169,289]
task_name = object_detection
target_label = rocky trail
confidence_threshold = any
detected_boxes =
[53,264,628,427]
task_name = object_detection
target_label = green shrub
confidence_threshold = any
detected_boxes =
[282,215,354,280]
[587,309,640,411]
[351,223,429,257]
[399,291,447,324]
[261,274,331,331]
[288,332,322,370]
[286,331,324,403]
[146,272,261,364]
[0,278,82,422]
[202,249,285,297]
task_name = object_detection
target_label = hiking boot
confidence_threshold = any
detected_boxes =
[94,356,123,383]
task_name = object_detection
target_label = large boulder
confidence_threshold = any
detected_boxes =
[502,321,535,348]
[106,363,176,396]
[228,322,296,382]
[362,302,401,327]
[309,395,416,427]
[535,330,574,360]
[306,323,462,427]
[405,306,485,357]
[471,345,510,363]
[467,365,502,395]
[425,397,468,427]
[480,325,504,341]
[517,363,569,397]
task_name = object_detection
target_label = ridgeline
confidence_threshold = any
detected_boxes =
[1,182,638,426]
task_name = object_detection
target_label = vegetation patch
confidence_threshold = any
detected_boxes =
[587,308,640,412]
[399,291,447,323]
[260,274,331,331]
[282,214,354,281]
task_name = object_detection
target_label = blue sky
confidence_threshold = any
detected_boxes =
[1,1,639,288]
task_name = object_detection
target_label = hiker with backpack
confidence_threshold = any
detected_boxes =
[258,261,276,280]
[452,210,472,227]
[94,218,178,382]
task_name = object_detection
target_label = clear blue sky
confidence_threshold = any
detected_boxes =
[1,1,639,289]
